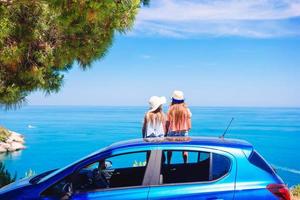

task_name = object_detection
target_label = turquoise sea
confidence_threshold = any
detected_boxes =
[0,106,299,186]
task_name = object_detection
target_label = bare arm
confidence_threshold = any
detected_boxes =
[142,115,147,138]
[187,108,192,130]
[165,112,170,135]
[165,121,170,135]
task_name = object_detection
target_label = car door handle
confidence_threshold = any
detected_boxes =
[206,198,223,200]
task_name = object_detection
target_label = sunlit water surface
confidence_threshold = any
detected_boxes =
[0,106,299,186]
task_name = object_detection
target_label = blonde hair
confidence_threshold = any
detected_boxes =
[168,103,189,130]
[146,106,165,125]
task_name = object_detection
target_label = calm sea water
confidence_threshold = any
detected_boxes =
[0,106,299,186]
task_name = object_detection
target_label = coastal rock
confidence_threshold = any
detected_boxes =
[0,142,10,149]
[7,141,25,151]
[8,132,25,143]
[0,127,25,153]
[0,144,7,153]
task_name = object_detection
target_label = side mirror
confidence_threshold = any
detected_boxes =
[105,160,112,169]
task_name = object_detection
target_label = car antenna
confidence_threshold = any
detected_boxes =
[220,117,234,139]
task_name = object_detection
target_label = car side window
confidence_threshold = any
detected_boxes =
[76,151,149,190]
[168,151,208,164]
[212,153,231,180]
[161,150,231,184]
[108,152,147,169]
[41,151,150,198]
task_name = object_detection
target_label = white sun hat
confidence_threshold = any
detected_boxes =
[172,90,184,101]
[148,96,167,112]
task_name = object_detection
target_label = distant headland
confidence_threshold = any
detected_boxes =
[0,126,25,153]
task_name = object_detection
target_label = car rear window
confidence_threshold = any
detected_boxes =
[212,153,231,180]
[248,150,275,174]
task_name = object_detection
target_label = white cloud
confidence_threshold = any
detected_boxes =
[132,0,300,38]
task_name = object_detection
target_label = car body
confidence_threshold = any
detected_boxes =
[0,137,290,200]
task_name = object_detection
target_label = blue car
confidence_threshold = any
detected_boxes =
[0,137,290,200]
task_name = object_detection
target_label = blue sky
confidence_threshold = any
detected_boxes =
[28,0,300,107]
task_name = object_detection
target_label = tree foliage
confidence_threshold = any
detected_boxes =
[0,162,16,187]
[0,0,147,108]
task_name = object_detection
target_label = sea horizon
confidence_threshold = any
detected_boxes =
[3,105,300,109]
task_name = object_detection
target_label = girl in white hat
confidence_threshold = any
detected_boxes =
[142,96,167,138]
[166,90,192,164]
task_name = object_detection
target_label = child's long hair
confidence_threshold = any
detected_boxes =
[168,102,189,130]
[146,106,165,125]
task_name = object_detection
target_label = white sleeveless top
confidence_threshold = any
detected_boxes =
[146,121,164,138]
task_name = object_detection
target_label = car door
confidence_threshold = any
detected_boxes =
[41,150,155,200]
[148,148,236,200]
[70,186,150,200]
[70,150,160,200]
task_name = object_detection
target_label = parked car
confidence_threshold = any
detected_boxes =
[0,137,290,200]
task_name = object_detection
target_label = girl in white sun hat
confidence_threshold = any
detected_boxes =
[142,96,167,138]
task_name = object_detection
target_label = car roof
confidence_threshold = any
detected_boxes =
[107,136,253,152]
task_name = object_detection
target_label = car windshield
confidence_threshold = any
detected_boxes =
[37,147,108,184]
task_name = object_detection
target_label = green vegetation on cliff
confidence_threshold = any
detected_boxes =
[291,185,300,200]
[0,127,11,142]
[0,162,16,187]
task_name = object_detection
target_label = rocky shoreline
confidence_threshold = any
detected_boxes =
[0,127,25,153]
